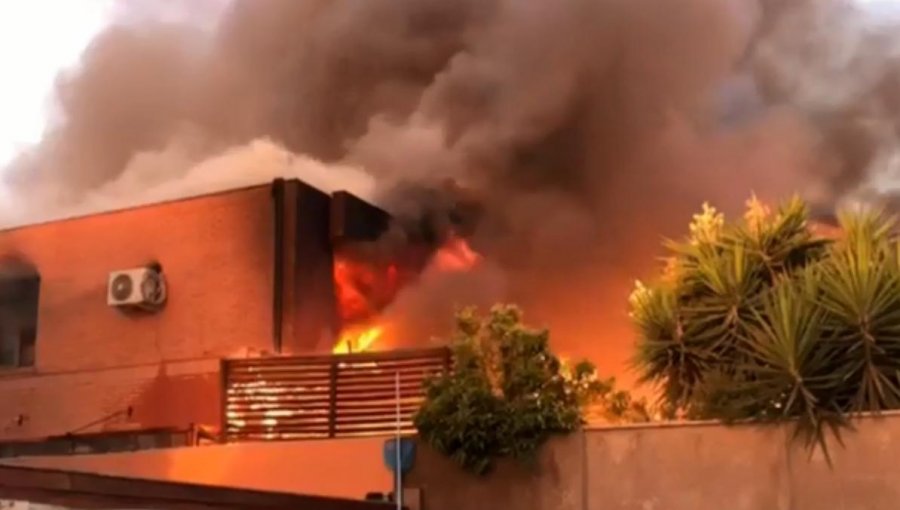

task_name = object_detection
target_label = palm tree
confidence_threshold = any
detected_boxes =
[632,196,900,452]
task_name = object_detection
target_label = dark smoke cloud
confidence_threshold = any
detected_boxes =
[4,0,898,383]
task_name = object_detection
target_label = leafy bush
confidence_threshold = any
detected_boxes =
[631,195,900,456]
[414,305,648,475]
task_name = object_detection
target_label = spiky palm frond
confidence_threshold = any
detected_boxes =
[838,207,896,247]
[732,273,848,456]
[728,195,829,282]
[633,195,900,460]
[678,242,765,355]
[631,282,709,410]
[817,210,900,412]
[635,198,826,414]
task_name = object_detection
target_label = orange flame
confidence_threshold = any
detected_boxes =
[333,259,374,323]
[331,234,481,354]
[433,235,481,272]
[333,325,384,354]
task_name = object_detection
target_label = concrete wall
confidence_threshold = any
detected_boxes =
[4,436,392,501]
[405,413,900,510]
[0,186,276,440]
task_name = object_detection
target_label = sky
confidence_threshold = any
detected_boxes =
[0,0,112,168]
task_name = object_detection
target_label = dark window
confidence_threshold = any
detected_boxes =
[0,275,39,368]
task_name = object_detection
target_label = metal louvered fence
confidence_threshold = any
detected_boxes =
[221,348,451,442]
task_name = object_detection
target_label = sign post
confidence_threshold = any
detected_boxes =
[395,371,402,510]
[382,371,416,508]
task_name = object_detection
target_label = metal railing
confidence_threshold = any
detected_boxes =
[221,347,451,442]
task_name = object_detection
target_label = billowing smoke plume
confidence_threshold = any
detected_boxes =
[749,0,900,200]
[4,0,900,383]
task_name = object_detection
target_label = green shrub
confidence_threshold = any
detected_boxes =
[631,195,900,456]
[414,305,647,475]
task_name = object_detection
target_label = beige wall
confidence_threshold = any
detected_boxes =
[4,436,393,501]
[405,413,900,510]
[10,415,900,507]
[0,186,275,440]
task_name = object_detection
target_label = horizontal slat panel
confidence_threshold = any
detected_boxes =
[333,415,415,427]
[336,382,424,395]
[227,363,332,372]
[337,370,445,385]
[331,406,420,419]
[226,373,332,384]
[335,424,416,434]
[231,430,330,436]
[229,433,331,441]
[226,347,449,366]
[228,386,332,394]
[222,348,450,442]
[227,393,331,402]
[335,359,447,371]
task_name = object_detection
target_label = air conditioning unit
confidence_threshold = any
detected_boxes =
[107,267,167,310]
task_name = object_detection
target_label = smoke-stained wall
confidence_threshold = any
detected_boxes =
[288,181,340,353]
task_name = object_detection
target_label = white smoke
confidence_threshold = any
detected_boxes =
[750,0,900,201]
[0,137,376,228]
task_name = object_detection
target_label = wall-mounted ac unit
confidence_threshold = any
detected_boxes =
[107,267,167,310]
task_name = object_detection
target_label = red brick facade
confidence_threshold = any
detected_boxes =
[0,181,358,441]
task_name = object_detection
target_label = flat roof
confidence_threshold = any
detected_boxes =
[0,178,383,235]
[0,463,395,509]
[0,182,273,234]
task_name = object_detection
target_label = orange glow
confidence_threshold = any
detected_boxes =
[332,324,385,354]
[331,234,481,354]
[333,256,403,324]
[333,259,374,323]
[433,235,481,272]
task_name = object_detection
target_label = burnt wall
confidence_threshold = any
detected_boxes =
[274,180,394,353]
[285,181,340,353]
[330,191,390,243]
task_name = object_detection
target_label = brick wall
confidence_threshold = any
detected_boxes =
[0,185,276,440]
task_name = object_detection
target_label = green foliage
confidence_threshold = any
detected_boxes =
[415,305,647,475]
[631,195,900,456]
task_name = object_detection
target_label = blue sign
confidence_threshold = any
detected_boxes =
[383,438,416,475]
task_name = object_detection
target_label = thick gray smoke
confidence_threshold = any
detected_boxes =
[747,0,900,202]
[4,0,900,382]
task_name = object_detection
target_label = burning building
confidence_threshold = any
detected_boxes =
[0,178,470,454]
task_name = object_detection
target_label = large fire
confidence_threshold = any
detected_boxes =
[332,324,385,354]
[332,234,481,354]
[332,259,399,324]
